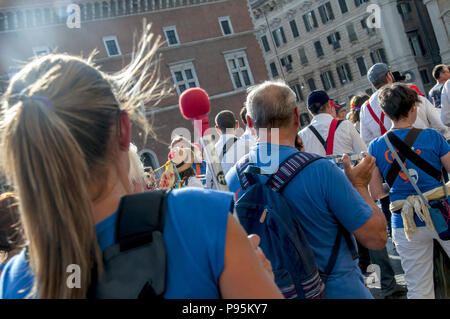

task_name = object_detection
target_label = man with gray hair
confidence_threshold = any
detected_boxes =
[226,80,387,299]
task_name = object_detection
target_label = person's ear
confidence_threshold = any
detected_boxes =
[119,111,131,151]
[235,120,239,130]
[215,125,222,135]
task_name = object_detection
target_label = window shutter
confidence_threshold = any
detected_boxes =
[280,27,286,43]
[303,14,311,31]
[319,6,327,24]
[326,2,334,20]
[345,63,353,81]
[329,71,336,88]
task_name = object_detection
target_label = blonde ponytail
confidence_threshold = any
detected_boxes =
[0,22,167,298]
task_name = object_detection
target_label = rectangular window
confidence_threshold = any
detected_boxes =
[336,63,353,85]
[281,55,293,72]
[290,83,304,102]
[409,35,426,56]
[320,70,336,91]
[307,77,317,91]
[261,35,270,52]
[347,23,358,42]
[397,2,412,21]
[170,61,200,95]
[356,56,368,76]
[355,0,370,7]
[290,19,299,38]
[327,32,341,50]
[361,17,375,35]
[102,36,121,57]
[224,50,254,89]
[318,2,334,24]
[338,0,348,14]
[298,47,308,65]
[272,27,287,47]
[420,69,430,84]
[314,41,324,57]
[163,26,180,46]
[303,11,318,32]
[370,48,388,64]
[218,16,233,35]
[270,62,279,78]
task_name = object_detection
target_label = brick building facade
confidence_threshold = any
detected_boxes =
[0,0,269,167]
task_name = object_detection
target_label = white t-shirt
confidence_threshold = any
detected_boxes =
[360,90,393,146]
[205,134,249,189]
[298,113,367,156]
[440,80,450,128]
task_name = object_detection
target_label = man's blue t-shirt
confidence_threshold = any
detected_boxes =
[0,188,232,299]
[226,143,374,299]
[368,128,450,228]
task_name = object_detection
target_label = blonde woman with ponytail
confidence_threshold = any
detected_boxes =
[0,25,282,299]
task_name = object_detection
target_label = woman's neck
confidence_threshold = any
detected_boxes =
[391,120,413,130]
[92,168,129,224]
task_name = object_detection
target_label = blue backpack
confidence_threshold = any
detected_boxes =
[235,151,357,299]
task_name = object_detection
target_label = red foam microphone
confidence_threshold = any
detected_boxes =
[178,88,228,191]
[179,87,211,137]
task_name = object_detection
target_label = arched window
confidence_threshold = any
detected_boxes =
[118,0,124,15]
[26,10,34,27]
[94,2,101,19]
[79,4,85,21]
[86,3,93,20]
[0,13,5,31]
[6,12,15,30]
[125,0,131,14]
[35,9,43,26]
[16,11,25,28]
[43,8,51,24]
[102,1,109,17]
[110,0,116,16]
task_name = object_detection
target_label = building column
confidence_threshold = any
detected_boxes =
[376,0,424,90]
[424,0,450,64]
[377,0,417,69]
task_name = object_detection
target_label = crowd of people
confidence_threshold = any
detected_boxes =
[0,26,449,300]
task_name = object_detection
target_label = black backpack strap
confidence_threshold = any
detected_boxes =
[321,225,358,284]
[220,136,239,162]
[115,190,170,252]
[267,152,323,193]
[88,190,170,299]
[386,128,423,187]
[387,131,442,182]
[308,125,327,151]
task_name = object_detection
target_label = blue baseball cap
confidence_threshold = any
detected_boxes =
[367,63,391,84]
[307,90,330,112]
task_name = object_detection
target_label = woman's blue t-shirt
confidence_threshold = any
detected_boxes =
[0,188,232,299]
[368,128,450,228]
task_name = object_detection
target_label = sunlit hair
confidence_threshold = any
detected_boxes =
[245,80,297,131]
[348,94,369,124]
[0,22,168,299]
[378,83,420,121]
[128,143,145,186]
